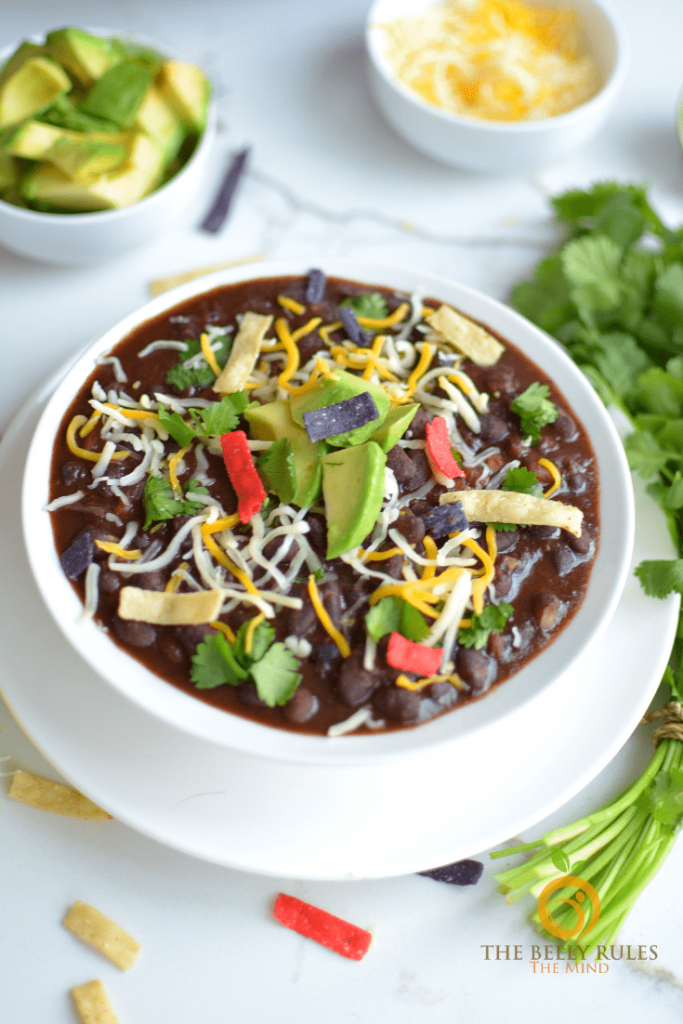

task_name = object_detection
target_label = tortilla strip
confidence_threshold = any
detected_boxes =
[427,304,505,367]
[213,311,273,394]
[441,489,583,536]
[118,587,224,625]
[63,902,141,971]
[70,980,120,1024]
[8,770,111,820]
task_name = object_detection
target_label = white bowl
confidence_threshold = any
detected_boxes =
[0,29,216,264]
[365,0,630,173]
[22,257,634,768]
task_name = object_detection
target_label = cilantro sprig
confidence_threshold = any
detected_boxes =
[143,476,208,529]
[339,292,388,321]
[458,602,514,649]
[365,595,430,644]
[191,620,301,706]
[510,382,558,444]
[159,392,248,447]
[493,181,683,959]
[165,333,233,390]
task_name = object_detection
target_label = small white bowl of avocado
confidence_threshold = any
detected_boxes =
[0,27,216,264]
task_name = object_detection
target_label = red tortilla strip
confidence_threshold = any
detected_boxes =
[274,893,372,961]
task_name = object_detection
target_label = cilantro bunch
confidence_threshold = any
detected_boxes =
[493,181,683,955]
[191,620,302,707]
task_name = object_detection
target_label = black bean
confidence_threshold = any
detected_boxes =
[98,568,122,593]
[177,624,214,655]
[493,555,519,598]
[456,647,495,695]
[375,685,421,723]
[283,686,319,724]
[555,409,578,440]
[479,414,509,443]
[304,514,327,561]
[394,511,426,547]
[112,616,156,648]
[568,529,591,554]
[419,859,484,885]
[158,636,186,665]
[311,643,341,664]
[494,530,518,552]
[551,546,575,576]
[133,570,167,591]
[287,598,317,637]
[382,554,405,579]
[404,406,431,439]
[237,681,267,707]
[296,332,325,365]
[62,460,89,487]
[534,592,562,631]
[320,579,342,628]
[337,651,379,706]
[60,529,94,580]
[386,445,418,487]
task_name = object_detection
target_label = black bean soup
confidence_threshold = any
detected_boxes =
[48,273,599,736]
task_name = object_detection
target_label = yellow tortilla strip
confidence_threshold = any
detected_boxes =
[213,311,273,394]
[441,489,583,536]
[118,586,224,625]
[8,771,111,820]
[70,980,120,1024]
[63,902,141,971]
[427,304,505,366]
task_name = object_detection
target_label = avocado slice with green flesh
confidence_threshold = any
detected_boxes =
[134,86,185,164]
[289,369,391,448]
[38,94,121,134]
[158,59,210,132]
[1,119,130,180]
[22,131,163,211]
[0,42,49,89]
[0,152,19,194]
[245,399,328,508]
[79,60,154,128]
[46,28,123,86]
[370,403,419,452]
[0,56,71,129]
[322,441,387,559]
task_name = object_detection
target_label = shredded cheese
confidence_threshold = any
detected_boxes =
[308,574,351,657]
[539,456,562,498]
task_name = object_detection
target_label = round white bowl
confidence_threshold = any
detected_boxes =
[0,29,216,264]
[366,0,630,173]
[22,257,634,768]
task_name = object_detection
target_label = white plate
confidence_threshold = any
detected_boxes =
[0,377,678,879]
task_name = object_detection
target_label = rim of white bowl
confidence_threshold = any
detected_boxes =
[22,257,634,767]
[0,27,217,223]
[365,0,631,134]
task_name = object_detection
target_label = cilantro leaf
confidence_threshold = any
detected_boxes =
[195,392,248,435]
[458,602,514,650]
[191,633,242,689]
[502,466,542,496]
[636,768,683,826]
[143,475,207,528]
[251,643,302,706]
[340,292,388,321]
[158,408,198,447]
[365,595,429,643]
[233,620,276,668]
[164,333,232,391]
[257,438,297,504]
[634,559,683,599]
[510,382,558,444]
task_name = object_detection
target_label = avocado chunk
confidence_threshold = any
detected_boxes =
[0,119,129,179]
[79,60,154,128]
[321,441,387,559]
[134,86,185,164]
[22,131,163,211]
[37,94,121,134]
[0,56,71,129]
[0,152,19,194]
[245,399,328,508]
[370,403,419,452]
[289,369,391,448]
[0,42,49,89]
[158,59,210,132]
[46,28,123,85]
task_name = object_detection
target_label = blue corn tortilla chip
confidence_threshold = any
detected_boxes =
[200,147,249,234]
[302,391,380,443]
[338,306,371,346]
[418,859,484,886]
[60,529,95,580]
[305,268,326,304]
[420,501,468,538]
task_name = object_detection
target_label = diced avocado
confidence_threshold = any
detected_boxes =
[46,28,123,86]
[370,403,419,452]
[22,131,163,211]
[0,119,64,159]
[321,441,387,559]
[158,59,210,132]
[1,119,129,180]
[134,86,185,164]
[118,41,166,76]
[0,152,19,194]
[0,56,71,129]
[289,369,391,448]
[38,94,121,133]
[79,60,154,128]
[245,399,328,508]
[0,42,49,89]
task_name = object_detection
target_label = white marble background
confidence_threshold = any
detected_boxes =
[2,1,683,1021]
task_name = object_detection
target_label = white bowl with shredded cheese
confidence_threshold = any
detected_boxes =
[23,257,633,767]
[365,0,629,172]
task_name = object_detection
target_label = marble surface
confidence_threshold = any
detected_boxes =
[2,1,683,1021]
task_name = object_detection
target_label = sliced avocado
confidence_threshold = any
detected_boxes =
[37,93,121,133]
[289,368,391,448]
[321,441,387,559]
[1,119,129,180]
[134,86,185,164]
[0,119,64,158]
[370,403,419,452]
[245,399,328,508]
[79,60,154,128]
[46,28,123,86]
[0,42,49,89]
[0,56,71,129]
[158,59,210,132]
[22,131,163,211]
[0,152,19,194]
